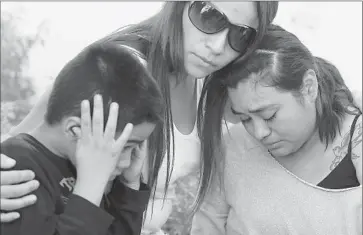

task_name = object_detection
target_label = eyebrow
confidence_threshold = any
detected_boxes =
[231,104,278,115]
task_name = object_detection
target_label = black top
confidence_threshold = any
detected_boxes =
[318,114,361,189]
[0,133,150,235]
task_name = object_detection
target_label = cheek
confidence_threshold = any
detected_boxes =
[182,4,199,53]
[243,122,255,137]
[116,149,133,168]
[273,106,316,141]
[218,47,239,68]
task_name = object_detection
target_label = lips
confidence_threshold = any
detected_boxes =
[264,141,281,149]
[193,53,217,67]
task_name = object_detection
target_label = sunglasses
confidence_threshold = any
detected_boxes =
[188,1,257,54]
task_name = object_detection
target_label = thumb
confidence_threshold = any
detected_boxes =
[114,123,133,154]
[129,143,147,172]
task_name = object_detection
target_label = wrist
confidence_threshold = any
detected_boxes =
[73,175,110,206]
[76,167,111,184]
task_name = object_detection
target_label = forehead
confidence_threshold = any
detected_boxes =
[228,79,284,111]
[116,122,155,145]
[131,122,155,138]
[212,2,259,28]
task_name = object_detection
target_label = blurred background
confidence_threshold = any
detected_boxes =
[1,2,362,234]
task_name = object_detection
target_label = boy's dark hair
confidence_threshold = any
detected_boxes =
[45,42,165,131]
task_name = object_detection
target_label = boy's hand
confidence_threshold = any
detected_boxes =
[73,95,133,206]
[119,141,147,190]
[75,95,133,181]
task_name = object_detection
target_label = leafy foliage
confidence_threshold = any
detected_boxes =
[1,10,45,133]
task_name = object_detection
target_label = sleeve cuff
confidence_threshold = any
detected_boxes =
[62,194,114,234]
[108,179,151,212]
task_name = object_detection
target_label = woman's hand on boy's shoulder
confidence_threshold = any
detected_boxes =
[0,154,39,223]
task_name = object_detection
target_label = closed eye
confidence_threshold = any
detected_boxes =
[265,112,277,122]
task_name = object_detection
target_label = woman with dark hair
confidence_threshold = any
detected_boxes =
[0,2,279,234]
[192,24,361,234]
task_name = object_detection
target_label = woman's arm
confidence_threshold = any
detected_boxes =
[1,86,52,223]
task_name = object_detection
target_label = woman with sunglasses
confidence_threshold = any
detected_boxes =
[0,1,278,234]
[191,24,362,234]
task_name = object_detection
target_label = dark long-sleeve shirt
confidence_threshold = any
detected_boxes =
[1,133,150,235]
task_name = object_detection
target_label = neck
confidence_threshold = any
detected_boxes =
[30,122,68,159]
[169,73,195,89]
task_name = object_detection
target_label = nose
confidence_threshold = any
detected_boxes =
[253,120,271,142]
[205,28,229,55]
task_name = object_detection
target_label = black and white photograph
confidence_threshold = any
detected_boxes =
[0,2,362,235]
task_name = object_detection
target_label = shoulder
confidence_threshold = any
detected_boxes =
[350,115,362,159]
[348,114,362,183]
[338,114,362,155]
[2,134,35,157]
[1,134,45,171]
[334,114,362,158]
[109,33,151,58]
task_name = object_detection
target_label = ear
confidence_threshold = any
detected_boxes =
[301,69,318,103]
[62,117,82,141]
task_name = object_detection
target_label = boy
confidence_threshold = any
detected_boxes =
[0,42,165,235]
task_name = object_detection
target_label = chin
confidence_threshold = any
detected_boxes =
[269,147,291,158]
[185,63,214,79]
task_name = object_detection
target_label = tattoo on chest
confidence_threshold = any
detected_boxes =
[331,122,362,171]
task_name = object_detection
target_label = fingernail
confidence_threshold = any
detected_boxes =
[111,102,119,109]
[29,171,35,179]
[8,158,16,165]
[32,180,40,189]
[13,213,20,219]
[81,100,88,107]
[28,195,37,203]
[95,94,102,101]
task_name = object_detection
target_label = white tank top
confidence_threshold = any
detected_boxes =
[154,78,204,199]
[141,79,204,234]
